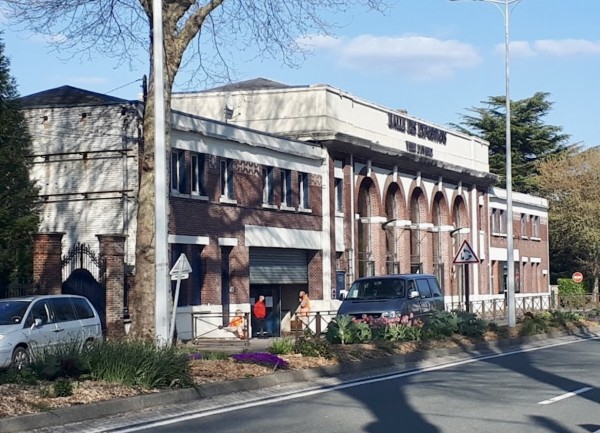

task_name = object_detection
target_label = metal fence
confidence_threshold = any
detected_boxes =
[191,311,250,345]
[190,294,600,340]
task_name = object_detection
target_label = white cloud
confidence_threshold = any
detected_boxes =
[494,39,600,58]
[495,41,537,58]
[27,32,68,44]
[296,35,341,51]
[298,34,481,81]
[534,39,600,56]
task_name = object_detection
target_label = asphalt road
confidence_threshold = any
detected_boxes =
[91,336,600,433]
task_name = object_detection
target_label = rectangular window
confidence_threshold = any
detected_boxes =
[520,213,527,237]
[262,167,274,205]
[500,210,507,234]
[171,150,186,194]
[298,172,309,209]
[281,169,292,207]
[220,158,234,200]
[335,178,343,213]
[191,153,206,196]
[532,215,540,238]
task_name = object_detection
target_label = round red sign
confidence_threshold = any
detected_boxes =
[572,272,584,283]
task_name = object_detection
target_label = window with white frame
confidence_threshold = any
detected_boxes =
[262,166,274,205]
[171,150,186,194]
[220,158,234,200]
[298,172,309,209]
[532,215,540,238]
[281,169,292,207]
[335,178,343,213]
[191,153,206,196]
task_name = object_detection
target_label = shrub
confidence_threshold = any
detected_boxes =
[295,330,333,358]
[83,339,192,389]
[455,311,487,338]
[519,312,552,336]
[231,352,289,370]
[385,323,422,342]
[200,351,230,361]
[325,315,354,345]
[423,311,458,339]
[558,278,586,308]
[53,378,74,397]
[267,337,295,355]
[352,321,372,343]
[0,367,39,385]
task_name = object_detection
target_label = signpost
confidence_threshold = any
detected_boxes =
[168,253,192,346]
[453,240,480,313]
[572,272,584,283]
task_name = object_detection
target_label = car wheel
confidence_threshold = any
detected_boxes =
[11,346,30,370]
[82,339,95,352]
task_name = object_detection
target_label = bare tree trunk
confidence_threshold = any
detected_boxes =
[130,44,174,339]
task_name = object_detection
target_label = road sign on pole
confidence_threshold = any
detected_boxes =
[168,253,193,346]
[572,272,584,283]
[453,240,479,264]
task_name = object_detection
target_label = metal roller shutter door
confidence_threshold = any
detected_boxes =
[250,248,308,284]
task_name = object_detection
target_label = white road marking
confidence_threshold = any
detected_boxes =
[538,387,593,405]
[105,336,600,433]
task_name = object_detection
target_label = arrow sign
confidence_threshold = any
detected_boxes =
[170,253,192,280]
[453,240,480,264]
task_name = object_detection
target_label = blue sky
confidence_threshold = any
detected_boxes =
[2,0,599,148]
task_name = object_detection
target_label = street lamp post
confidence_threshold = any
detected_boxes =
[451,0,521,327]
[152,0,170,344]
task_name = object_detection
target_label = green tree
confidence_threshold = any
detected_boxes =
[1,0,387,338]
[452,92,571,194]
[536,147,600,294]
[0,35,40,293]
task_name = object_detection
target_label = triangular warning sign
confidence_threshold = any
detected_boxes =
[170,253,192,280]
[453,240,479,264]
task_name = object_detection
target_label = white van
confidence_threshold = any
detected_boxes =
[0,294,103,369]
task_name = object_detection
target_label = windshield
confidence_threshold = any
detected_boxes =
[346,278,406,300]
[0,301,31,325]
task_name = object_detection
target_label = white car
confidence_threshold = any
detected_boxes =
[0,294,103,369]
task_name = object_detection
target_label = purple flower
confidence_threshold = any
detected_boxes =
[188,352,203,361]
[231,352,289,369]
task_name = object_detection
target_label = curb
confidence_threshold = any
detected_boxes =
[2,325,599,433]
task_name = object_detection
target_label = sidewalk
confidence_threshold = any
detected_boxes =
[2,326,599,433]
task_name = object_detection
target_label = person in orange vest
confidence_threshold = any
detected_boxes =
[253,295,267,338]
[219,309,246,339]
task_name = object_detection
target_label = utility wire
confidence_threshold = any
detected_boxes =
[105,78,144,95]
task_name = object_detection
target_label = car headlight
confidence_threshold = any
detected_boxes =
[0,335,4,341]
[381,311,397,319]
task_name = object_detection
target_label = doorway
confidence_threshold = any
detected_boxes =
[250,285,281,337]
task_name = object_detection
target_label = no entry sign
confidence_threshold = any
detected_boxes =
[572,272,584,283]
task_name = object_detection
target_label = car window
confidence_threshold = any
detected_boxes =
[51,298,77,322]
[72,298,95,320]
[427,277,443,297]
[416,279,432,298]
[347,278,405,299]
[0,301,30,325]
[24,300,53,327]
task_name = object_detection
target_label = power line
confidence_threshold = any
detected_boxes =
[105,78,143,95]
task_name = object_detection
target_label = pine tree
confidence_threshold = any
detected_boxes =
[452,92,572,194]
[0,35,40,294]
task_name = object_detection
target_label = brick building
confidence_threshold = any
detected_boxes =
[19,79,550,338]
[19,86,329,338]
[171,78,550,308]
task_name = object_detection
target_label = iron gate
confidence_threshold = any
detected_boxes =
[61,243,106,328]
